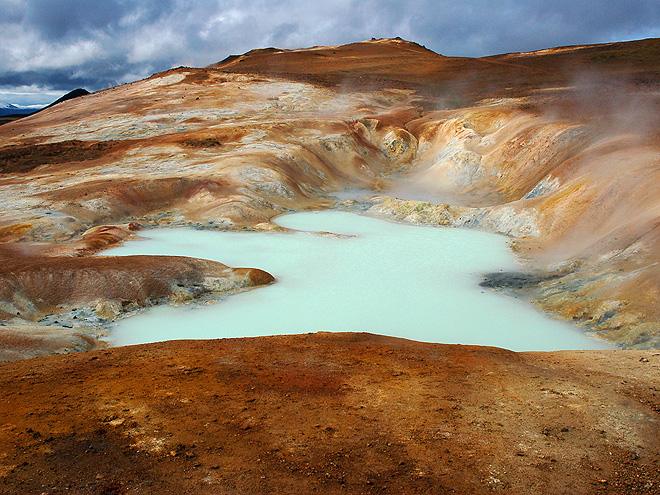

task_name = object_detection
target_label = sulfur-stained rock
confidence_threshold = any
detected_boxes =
[0,255,274,325]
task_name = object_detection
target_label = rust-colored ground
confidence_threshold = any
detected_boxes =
[1,333,659,494]
[214,37,660,110]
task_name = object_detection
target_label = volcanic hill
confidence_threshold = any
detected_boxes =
[1,38,660,494]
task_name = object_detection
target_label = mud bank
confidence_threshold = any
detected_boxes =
[0,255,273,363]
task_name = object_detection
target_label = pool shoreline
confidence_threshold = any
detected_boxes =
[102,210,615,352]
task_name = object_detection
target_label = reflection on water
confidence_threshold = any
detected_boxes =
[105,211,613,351]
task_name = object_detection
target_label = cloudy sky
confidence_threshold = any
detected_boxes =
[1,0,659,106]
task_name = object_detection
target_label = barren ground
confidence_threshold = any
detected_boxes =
[1,333,659,495]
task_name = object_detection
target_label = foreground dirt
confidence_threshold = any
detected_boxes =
[0,332,659,494]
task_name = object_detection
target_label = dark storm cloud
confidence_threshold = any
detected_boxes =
[19,0,178,40]
[408,0,660,56]
[0,70,97,91]
[1,0,659,104]
[25,0,123,39]
[0,55,146,91]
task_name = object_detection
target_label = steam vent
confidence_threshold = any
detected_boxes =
[1,38,660,493]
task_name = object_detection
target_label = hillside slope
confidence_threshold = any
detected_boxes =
[2,37,660,495]
[1,37,660,353]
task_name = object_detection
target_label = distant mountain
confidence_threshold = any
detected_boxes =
[0,88,90,123]
[0,103,39,117]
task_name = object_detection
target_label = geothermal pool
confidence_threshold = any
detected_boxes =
[106,211,613,351]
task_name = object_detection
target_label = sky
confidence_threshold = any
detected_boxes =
[1,0,659,106]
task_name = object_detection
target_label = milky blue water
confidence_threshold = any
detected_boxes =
[105,211,613,351]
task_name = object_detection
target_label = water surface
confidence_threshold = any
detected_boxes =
[106,211,613,351]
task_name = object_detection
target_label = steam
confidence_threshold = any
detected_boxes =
[541,69,660,141]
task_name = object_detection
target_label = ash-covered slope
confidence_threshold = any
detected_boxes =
[1,37,660,355]
[0,89,89,126]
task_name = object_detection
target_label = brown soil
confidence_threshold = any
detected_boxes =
[0,140,121,174]
[214,37,660,107]
[0,114,29,126]
[0,332,659,494]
